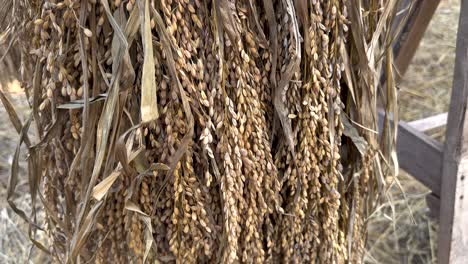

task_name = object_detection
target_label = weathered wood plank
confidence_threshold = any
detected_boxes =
[378,112,443,195]
[408,112,447,132]
[438,1,468,262]
[394,121,443,195]
[394,0,441,79]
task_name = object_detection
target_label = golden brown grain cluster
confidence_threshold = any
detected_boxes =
[2,0,398,263]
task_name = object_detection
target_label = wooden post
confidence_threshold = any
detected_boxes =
[438,1,468,262]
[394,0,441,80]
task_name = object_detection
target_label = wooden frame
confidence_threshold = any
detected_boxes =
[438,1,468,261]
[386,0,468,262]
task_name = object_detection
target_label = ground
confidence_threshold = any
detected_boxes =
[0,0,460,262]
[0,81,50,263]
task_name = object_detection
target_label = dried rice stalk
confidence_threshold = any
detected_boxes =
[1,0,399,263]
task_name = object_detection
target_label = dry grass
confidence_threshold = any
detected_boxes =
[365,173,437,264]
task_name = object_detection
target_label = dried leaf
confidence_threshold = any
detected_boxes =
[56,94,106,109]
[69,200,104,260]
[92,171,121,201]
[274,0,301,158]
[139,0,158,122]
[342,113,368,156]
[125,201,147,215]
[0,86,31,146]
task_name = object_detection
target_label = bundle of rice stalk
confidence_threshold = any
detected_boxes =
[0,0,400,263]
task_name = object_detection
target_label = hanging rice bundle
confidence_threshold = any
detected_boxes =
[1,0,399,263]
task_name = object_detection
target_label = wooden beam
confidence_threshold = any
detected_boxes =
[394,121,443,195]
[438,1,468,262]
[394,0,441,80]
[408,112,447,132]
[378,113,443,195]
